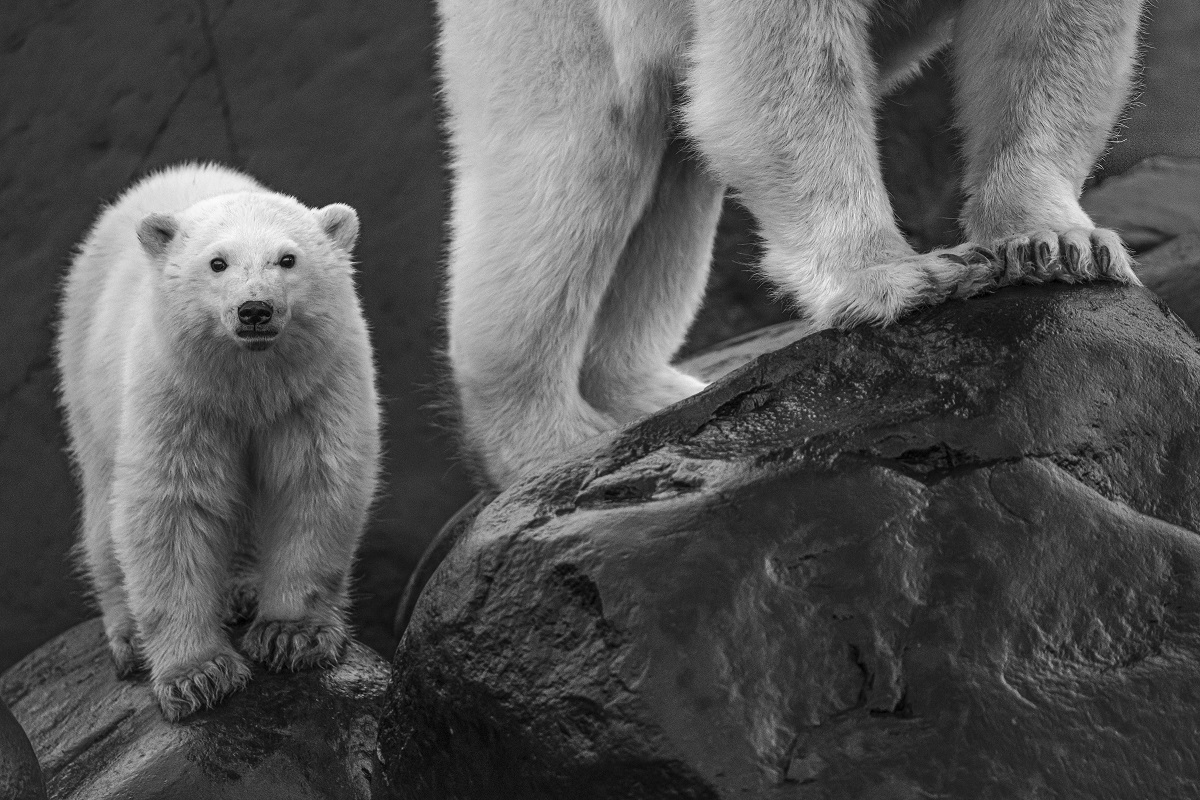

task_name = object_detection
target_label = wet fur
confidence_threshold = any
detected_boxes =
[439,0,1145,488]
[57,163,381,720]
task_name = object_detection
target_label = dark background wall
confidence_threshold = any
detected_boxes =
[0,0,1196,671]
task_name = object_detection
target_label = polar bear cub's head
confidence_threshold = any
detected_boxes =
[136,191,359,353]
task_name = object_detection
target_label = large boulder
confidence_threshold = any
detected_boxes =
[0,619,388,800]
[376,283,1200,799]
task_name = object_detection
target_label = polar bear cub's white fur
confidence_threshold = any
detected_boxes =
[439,0,1145,489]
[57,163,381,721]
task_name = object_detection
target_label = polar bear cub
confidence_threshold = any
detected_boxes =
[57,163,381,721]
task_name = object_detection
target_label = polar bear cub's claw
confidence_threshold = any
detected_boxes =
[241,618,348,672]
[108,630,144,679]
[154,649,252,722]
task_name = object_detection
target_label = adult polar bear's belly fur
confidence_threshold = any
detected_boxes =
[57,163,381,721]
[439,0,1146,489]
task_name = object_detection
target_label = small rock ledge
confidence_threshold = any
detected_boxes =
[0,620,389,800]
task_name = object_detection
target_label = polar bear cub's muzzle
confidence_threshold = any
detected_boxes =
[235,299,279,351]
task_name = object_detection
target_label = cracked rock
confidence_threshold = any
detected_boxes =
[0,619,388,800]
[378,283,1200,799]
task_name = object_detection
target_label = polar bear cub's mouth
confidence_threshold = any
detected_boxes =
[236,326,280,351]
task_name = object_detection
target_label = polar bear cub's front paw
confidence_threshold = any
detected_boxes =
[242,618,348,672]
[153,647,252,722]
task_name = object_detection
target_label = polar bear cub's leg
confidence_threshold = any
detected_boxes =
[579,138,726,425]
[952,0,1144,282]
[441,0,679,487]
[77,476,141,676]
[685,1,1004,330]
[241,394,379,672]
[111,417,252,722]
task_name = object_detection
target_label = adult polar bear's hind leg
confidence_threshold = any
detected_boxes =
[579,136,725,426]
[441,0,698,487]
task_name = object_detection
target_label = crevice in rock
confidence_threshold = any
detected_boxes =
[848,643,873,712]
[2,352,52,402]
[1047,446,1122,503]
[865,442,1130,507]
[573,464,705,509]
[869,688,913,719]
[42,706,135,776]
[549,563,604,619]
[690,386,777,438]
[196,0,242,167]
[134,63,208,175]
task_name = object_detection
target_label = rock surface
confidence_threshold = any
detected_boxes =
[1082,157,1200,252]
[1134,233,1200,334]
[377,283,1200,799]
[0,619,388,800]
[0,698,45,800]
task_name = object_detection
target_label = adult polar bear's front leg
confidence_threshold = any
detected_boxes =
[953,0,1144,282]
[685,0,1003,330]
[440,0,687,488]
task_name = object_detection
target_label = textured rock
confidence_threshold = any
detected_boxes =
[0,698,45,800]
[377,283,1200,799]
[0,619,388,800]
[1082,158,1200,252]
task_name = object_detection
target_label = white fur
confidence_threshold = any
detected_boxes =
[440,0,1145,489]
[57,163,381,720]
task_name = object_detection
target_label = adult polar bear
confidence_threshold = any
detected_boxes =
[440,0,1146,489]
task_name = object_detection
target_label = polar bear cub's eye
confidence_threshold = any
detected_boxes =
[279,254,296,269]
[210,258,227,273]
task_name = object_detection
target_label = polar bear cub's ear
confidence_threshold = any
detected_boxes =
[137,213,179,261]
[315,204,360,254]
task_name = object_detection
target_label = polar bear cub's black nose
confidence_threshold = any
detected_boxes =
[238,301,273,326]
